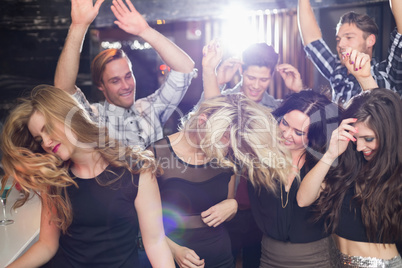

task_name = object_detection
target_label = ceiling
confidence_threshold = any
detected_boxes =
[0,0,389,30]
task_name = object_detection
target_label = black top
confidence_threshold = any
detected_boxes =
[150,137,234,218]
[336,186,395,243]
[149,137,235,268]
[248,167,329,243]
[51,166,140,267]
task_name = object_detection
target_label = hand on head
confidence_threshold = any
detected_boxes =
[216,57,242,86]
[276,63,304,93]
[323,118,358,165]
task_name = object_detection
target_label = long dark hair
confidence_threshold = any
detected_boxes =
[273,90,341,173]
[317,89,402,243]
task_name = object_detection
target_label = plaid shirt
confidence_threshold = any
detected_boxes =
[74,69,197,149]
[304,28,402,106]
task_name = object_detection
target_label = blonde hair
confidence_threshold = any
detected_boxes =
[1,85,159,233]
[181,94,293,193]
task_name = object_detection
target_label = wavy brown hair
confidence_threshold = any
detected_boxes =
[317,89,402,243]
[1,85,160,233]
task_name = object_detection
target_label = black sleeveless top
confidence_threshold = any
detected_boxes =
[51,166,140,267]
[149,137,235,268]
[248,166,329,243]
[336,186,395,243]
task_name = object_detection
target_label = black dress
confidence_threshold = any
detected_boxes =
[51,166,140,267]
[149,137,235,268]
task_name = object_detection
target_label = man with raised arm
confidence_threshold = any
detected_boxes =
[200,42,304,110]
[298,0,402,106]
[199,41,304,268]
[54,0,196,149]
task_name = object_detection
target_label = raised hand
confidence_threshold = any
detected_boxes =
[202,40,223,99]
[200,199,238,227]
[202,40,223,73]
[276,63,304,93]
[343,47,371,78]
[216,57,242,86]
[342,47,377,90]
[111,0,150,36]
[323,118,358,165]
[71,0,104,26]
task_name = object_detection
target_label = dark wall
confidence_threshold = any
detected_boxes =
[0,0,392,128]
[92,0,389,25]
[312,1,396,91]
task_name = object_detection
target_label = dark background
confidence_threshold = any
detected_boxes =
[0,0,395,134]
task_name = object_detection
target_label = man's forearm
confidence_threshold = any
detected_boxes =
[54,23,89,94]
[298,0,322,46]
[139,27,194,73]
[390,0,402,34]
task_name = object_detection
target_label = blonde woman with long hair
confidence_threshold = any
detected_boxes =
[1,85,174,268]
[148,94,293,267]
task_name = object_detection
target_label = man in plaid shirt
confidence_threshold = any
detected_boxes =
[54,0,196,149]
[298,0,402,106]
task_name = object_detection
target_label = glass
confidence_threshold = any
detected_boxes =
[0,178,14,225]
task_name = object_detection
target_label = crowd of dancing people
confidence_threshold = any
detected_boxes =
[0,0,401,267]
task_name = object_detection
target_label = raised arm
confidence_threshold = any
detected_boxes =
[297,0,322,46]
[54,0,104,94]
[202,40,223,99]
[276,63,304,93]
[216,57,242,87]
[135,170,175,267]
[390,0,402,34]
[297,119,357,207]
[7,194,60,268]
[343,47,378,90]
[111,0,194,73]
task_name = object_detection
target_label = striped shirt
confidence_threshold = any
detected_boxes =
[304,28,402,106]
[74,69,197,149]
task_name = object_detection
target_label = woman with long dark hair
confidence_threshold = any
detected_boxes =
[247,90,341,267]
[297,89,402,267]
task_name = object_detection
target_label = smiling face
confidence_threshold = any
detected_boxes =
[279,110,310,155]
[98,58,136,109]
[240,66,273,103]
[336,23,374,65]
[353,121,378,161]
[28,111,76,161]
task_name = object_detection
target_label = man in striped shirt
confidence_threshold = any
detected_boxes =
[298,0,402,106]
